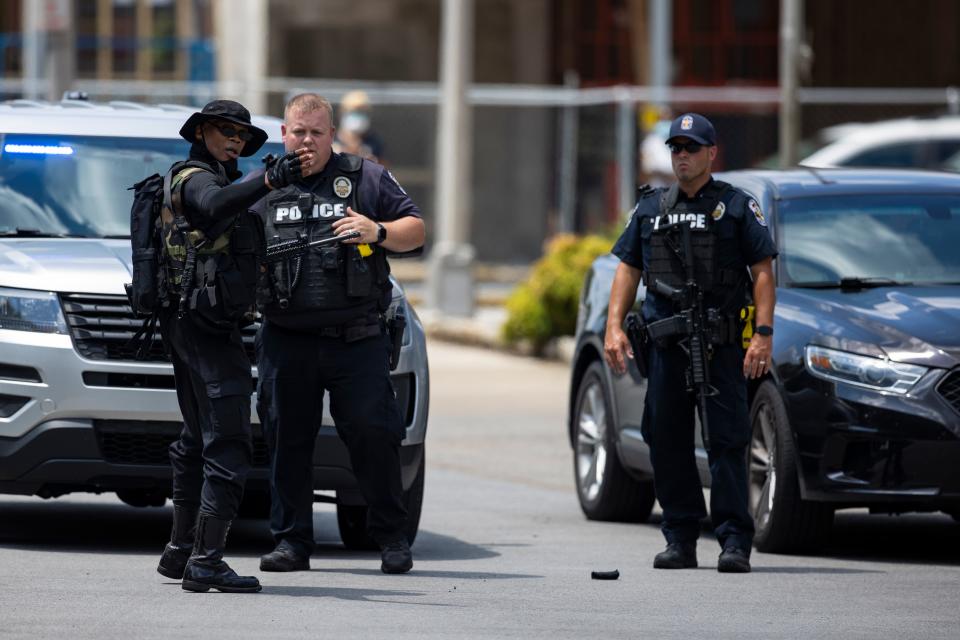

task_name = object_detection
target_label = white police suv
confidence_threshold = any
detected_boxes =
[0,98,429,549]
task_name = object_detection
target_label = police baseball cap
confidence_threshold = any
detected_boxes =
[179,99,269,156]
[665,113,716,146]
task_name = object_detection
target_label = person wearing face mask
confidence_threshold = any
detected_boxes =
[154,100,313,593]
[333,90,384,163]
[604,113,778,574]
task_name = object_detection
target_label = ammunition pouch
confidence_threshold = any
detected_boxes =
[185,215,264,334]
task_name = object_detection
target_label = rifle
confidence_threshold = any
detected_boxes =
[648,221,719,451]
[264,230,361,263]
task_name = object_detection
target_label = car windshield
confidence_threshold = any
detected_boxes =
[779,194,960,286]
[0,134,283,238]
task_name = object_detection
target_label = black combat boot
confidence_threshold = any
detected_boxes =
[181,513,261,593]
[157,504,198,579]
[653,542,698,569]
[380,538,413,574]
[717,546,752,573]
[260,540,310,572]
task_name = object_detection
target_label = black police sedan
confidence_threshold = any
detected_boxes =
[569,168,960,553]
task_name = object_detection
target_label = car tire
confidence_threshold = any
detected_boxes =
[749,381,833,553]
[337,449,425,550]
[573,361,655,522]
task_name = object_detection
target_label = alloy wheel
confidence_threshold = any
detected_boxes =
[576,379,608,502]
[750,401,778,531]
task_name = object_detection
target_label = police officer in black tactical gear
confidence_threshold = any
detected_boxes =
[604,113,777,574]
[155,99,314,593]
[252,93,425,575]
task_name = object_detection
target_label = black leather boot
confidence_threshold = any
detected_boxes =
[653,542,698,569]
[181,513,261,593]
[380,538,413,574]
[157,504,198,579]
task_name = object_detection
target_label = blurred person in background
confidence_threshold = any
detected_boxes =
[333,90,385,164]
[604,113,777,574]
[639,106,675,188]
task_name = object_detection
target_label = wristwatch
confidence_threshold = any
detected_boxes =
[375,223,387,244]
[756,324,774,337]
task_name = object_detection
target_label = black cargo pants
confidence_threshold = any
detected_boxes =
[159,305,253,519]
[641,342,755,551]
[256,319,407,555]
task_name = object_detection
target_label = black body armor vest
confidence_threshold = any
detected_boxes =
[646,181,731,295]
[261,154,389,327]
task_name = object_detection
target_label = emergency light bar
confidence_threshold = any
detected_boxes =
[3,143,75,156]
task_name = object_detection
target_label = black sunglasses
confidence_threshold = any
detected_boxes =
[213,123,254,142]
[668,141,705,154]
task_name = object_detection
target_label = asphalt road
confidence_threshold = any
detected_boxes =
[1,341,959,639]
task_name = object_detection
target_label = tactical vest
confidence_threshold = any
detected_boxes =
[161,161,263,332]
[261,154,389,326]
[645,180,733,295]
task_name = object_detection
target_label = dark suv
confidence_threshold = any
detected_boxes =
[569,168,960,552]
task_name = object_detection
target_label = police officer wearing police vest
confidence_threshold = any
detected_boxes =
[155,100,313,593]
[253,93,425,575]
[604,113,777,573]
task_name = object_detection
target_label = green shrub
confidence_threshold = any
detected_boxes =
[502,233,614,352]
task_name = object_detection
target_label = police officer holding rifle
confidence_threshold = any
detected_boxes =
[253,93,425,575]
[604,113,777,573]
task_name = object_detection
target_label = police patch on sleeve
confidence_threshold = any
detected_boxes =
[333,176,352,199]
[711,201,726,221]
[748,199,766,226]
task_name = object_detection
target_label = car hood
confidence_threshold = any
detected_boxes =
[778,286,960,368]
[0,239,131,295]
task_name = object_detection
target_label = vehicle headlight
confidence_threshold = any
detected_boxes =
[0,287,68,334]
[804,345,927,395]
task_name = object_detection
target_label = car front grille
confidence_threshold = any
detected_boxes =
[937,369,960,415]
[60,293,257,364]
[94,420,271,467]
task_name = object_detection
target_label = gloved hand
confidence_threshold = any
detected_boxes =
[264,151,303,189]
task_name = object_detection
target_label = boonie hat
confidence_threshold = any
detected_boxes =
[666,113,716,146]
[179,99,268,156]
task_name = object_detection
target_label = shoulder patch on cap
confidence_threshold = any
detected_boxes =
[681,115,694,130]
[748,199,766,226]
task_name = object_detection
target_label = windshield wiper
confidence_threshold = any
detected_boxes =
[100,234,130,239]
[791,277,912,290]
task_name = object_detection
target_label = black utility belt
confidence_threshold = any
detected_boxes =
[315,321,383,342]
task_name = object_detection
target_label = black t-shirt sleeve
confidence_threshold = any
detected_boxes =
[612,205,645,269]
[375,169,421,222]
[181,171,270,232]
[739,196,778,266]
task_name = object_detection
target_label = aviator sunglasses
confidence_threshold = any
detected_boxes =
[213,123,254,142]
[668,141,705,154]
